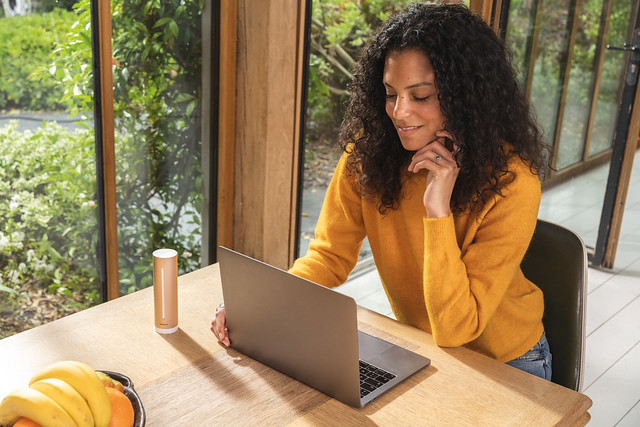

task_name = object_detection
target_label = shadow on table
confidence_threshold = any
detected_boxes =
[159,328,255,400]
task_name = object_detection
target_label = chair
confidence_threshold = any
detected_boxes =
[520,219,588,392]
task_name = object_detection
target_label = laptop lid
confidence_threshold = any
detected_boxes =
[218,246,429,407]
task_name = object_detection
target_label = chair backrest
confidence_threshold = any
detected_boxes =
[520,219,588,392]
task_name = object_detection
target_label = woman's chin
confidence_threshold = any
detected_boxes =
[399,139,428,152]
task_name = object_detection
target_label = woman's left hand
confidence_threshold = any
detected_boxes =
[407,130,461,218]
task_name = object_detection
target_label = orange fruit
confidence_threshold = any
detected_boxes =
[105,387,135,427]
[13,418,42,427]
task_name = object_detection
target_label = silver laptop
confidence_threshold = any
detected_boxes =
[218,247,430,407]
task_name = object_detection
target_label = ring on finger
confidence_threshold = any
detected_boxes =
[434,154,442,164]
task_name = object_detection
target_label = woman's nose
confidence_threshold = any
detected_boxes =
[393,96,410,119]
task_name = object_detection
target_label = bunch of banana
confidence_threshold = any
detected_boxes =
[0,361,112,427]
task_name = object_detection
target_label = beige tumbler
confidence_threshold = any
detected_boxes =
[153,248,178,334]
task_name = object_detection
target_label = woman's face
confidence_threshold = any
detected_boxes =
[383,49,446,152]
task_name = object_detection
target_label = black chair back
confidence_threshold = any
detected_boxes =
[521,219,587,391]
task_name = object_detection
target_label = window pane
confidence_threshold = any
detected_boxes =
[505,0,538,88]
[556,0,604,169]
[589,0,633,157]
[528,0,573,152]
[111,0,204,294]
[0,1,99,338]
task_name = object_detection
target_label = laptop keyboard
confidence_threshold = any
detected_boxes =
[359,360,396,398]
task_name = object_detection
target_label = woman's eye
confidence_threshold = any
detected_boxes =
[385,93,396,99]
[414,95,430,101]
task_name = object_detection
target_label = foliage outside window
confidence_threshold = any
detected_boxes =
[0,0,203,338]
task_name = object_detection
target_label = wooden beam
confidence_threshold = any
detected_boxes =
[469,0,494,23]
[233,0,304,269]
[604,87,640,268]
[216,0,237,255]
[97,0,119,300]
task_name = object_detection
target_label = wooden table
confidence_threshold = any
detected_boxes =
[0,264,592,425]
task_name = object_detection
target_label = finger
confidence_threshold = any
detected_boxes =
[409,146,451,172]
[215,308,231,346]
[218,326,230,347]
[408,143,437,171]
[210,319,221,340]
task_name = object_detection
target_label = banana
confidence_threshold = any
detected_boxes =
[29,361,111,427]
[0,386,76,427]
[30,378,94,427]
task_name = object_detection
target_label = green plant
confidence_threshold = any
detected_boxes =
[0,9,76,111]
[0,121,100,307]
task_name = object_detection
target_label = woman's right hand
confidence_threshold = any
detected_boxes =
[210,304,230,347]
[407,131,461,218]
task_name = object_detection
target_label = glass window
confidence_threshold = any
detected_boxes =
[111,0,204,294]
[0,0,206,339]
[527,0,573,154]
[504,0,637,248]
[589,0,634,157]
[555,0,604,169]
[0,0,99,338]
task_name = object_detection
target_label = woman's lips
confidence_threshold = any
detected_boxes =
[396,125,422,136]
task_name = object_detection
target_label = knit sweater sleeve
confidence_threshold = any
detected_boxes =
[423,159,541,347]
[289,153,366,287]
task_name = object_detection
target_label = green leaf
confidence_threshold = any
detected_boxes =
[0,285,20,295]
[168,20,179,38]
[153,17,173,28]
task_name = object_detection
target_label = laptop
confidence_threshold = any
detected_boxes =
[218,246,430,407]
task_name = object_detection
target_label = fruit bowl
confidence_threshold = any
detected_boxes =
[98,371,146,427]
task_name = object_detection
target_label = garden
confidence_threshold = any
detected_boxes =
[1,0,203,338]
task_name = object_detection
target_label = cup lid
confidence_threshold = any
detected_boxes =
[153,248,178,258]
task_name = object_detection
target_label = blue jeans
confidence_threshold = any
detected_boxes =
[506,332,552,381]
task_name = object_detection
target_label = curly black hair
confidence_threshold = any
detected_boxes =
[338,3,549,213]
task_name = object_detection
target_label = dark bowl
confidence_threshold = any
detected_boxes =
[98,370,146,427]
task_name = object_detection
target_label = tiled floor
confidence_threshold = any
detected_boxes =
[338,151,640,426]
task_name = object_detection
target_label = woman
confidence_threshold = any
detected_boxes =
[212,3,552,380]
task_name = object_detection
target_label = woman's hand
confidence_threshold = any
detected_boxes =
[210,302,230,347]
[407,130,461,218]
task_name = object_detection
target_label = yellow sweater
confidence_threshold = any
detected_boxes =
[290,152,545,362]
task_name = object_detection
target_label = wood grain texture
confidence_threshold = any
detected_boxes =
[0,264,592,425]
[97,0,119,300]
[215,0,238,253]
[233,0,305,269]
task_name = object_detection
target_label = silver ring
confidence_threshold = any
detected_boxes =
[434,155,442,163]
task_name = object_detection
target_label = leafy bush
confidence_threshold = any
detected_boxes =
[0,9,77,111]
[0,121,100,306]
